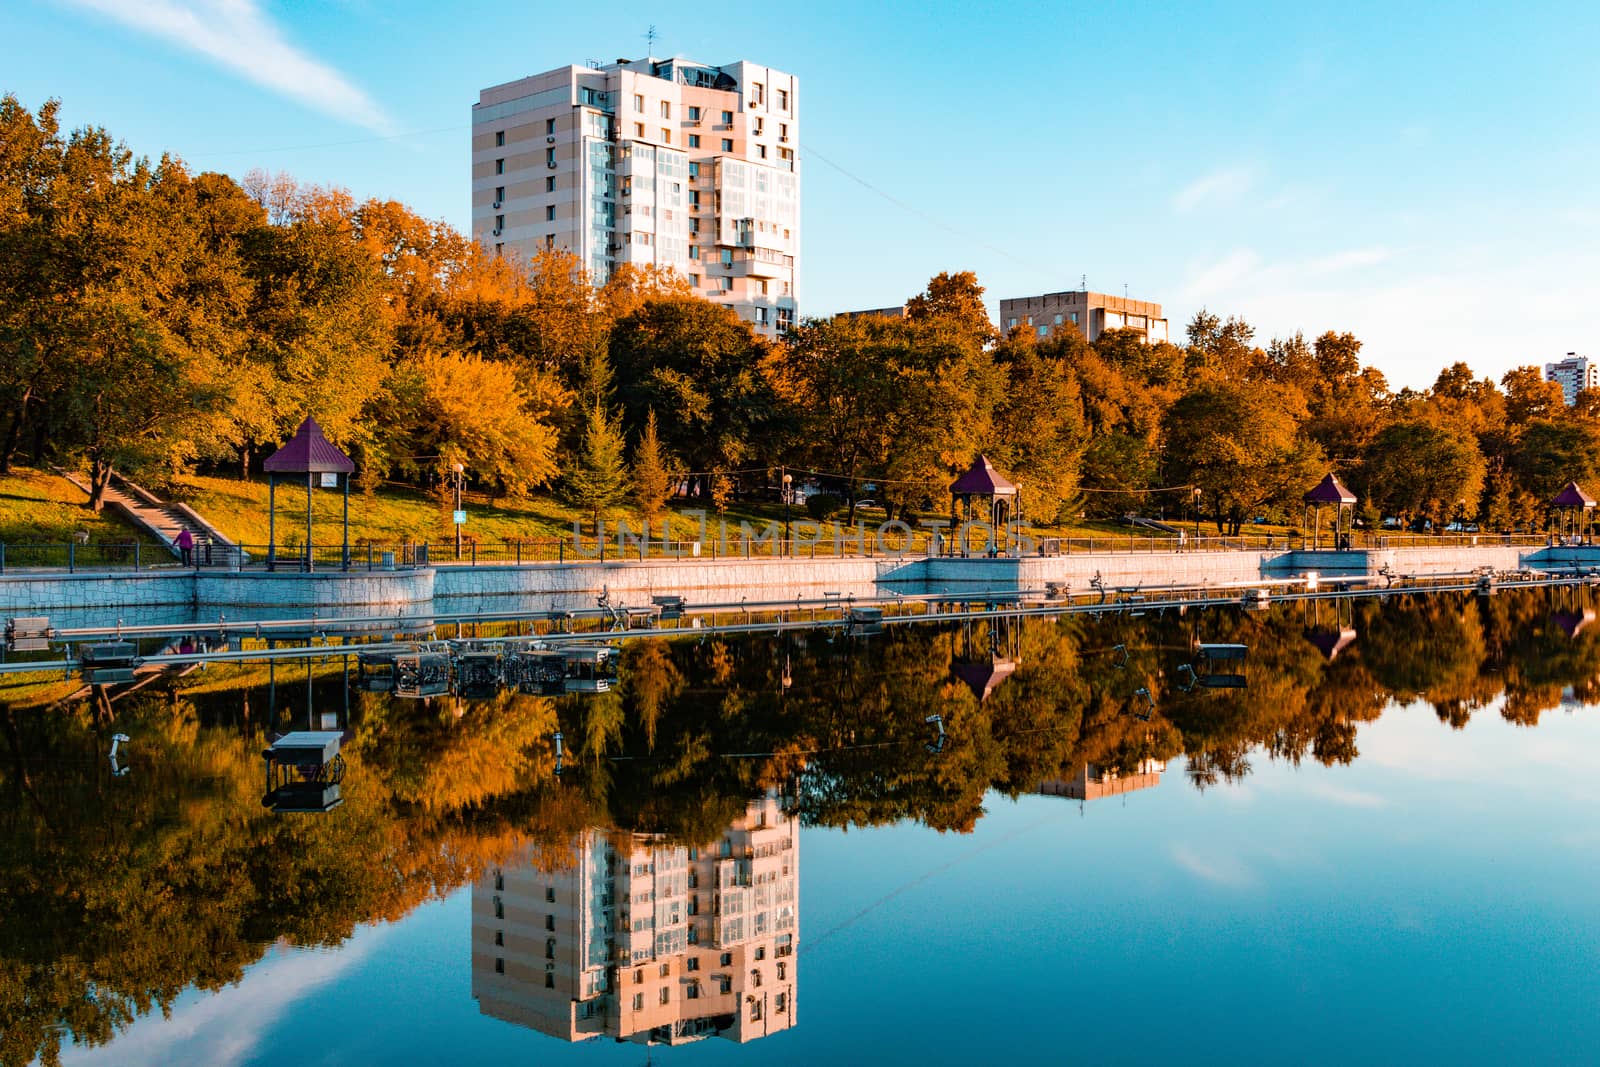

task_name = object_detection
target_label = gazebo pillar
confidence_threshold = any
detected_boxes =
[268,475,277,571]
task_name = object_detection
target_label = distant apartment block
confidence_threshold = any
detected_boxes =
[1037,760,1167,802]
[473,56,799,336]
[471,793,798,1047]
[999,289,1168,344]
[1545,353,1598,405]
[839,305,907,320]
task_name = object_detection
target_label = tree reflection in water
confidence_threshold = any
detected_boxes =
[3,586,1599,1064]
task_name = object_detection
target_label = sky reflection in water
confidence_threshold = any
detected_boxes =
[11,589,1600,1066]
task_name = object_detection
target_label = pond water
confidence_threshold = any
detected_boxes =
[5,588,1600,1066]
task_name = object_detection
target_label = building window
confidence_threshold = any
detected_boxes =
[718,975,732,994]
[545,973,554,988]
[720,248,733,267]
[689,246,699,260]
[545,147,555,165]
[494,957,504,974]
[751,82,764,106]
[545,176,556,192]
[686,981,700,1000]
[688,161,699,178]
[494,185,504,202]
[755,947,765,961]
[777,962,786,980]
[687,957,699,971]
[719,277,730,292]
[689,273,700,287]
[1054,313,1063,324]
[661,128,671,143]
[659,987,671,1005]
[633,122,644,137]
[494,929,503,946]
[1038,326,1048,337]
[688,134,700,148]
[757,144,767,159]
[1070,312,1079,324]
[494,158,504,175]
[1006,317,1016,329]
[545,938,556,959]
[494,214,504,230]
[690,190,701,207]
[493,896,503,919]
[545,913,555,930]
[721,138,733,152]
[545,117,555,135]
[494,871,504,891]
[776,992,788,1013]
[493,242,503,255]
[721,109,733,124]
[633,93,644,111]
[545,205,555,221]
[750,1000,763,1021]
[545,234,554,249]
[720,952,732,966]
[494,130,504,146]
[546,887,556,903]
[777,88,788,110]
[659,100,671,119]
[632,993,644,1011]
[756,307,769,325]
[779,122,788,141]
[689,105,701,121]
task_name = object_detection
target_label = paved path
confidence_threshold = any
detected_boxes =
[55,469,242,564]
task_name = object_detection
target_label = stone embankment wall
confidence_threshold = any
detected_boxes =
[0,542,1571,623]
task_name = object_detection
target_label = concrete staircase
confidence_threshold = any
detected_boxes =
[56,469,245,566]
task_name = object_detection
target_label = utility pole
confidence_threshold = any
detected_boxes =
[453,463,465,560]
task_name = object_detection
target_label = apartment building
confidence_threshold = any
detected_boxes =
[470,793,798,1046]
[999,289,1168,344]
[1545,353,1599,406]
[472,56,799,336]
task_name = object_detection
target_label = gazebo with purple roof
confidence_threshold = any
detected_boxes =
[1550,480,1596,543]
[950,455,1019,556]
[262,417,356,571]
[1302,472,1357,551]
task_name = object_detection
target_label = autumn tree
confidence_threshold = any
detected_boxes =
[1362,421,1486,526]
[630,409,678,520]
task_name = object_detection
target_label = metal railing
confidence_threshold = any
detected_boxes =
[0,530,1565,575]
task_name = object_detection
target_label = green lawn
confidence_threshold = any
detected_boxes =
[0,467,159,546]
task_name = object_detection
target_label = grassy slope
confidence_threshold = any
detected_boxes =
[173,473,1180,549]
[0,467,161,545]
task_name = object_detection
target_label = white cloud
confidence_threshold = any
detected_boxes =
[1301,245,1397,275]
[1171,166,1256,212]
[1293,778,1389,809]
[1180,248,1262,301]
[60,928,389,1067]
[63,0,395,134]
[1169,843,1258,889]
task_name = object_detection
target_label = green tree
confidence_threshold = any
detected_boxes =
[563,403,628,529]
[1362,420,1487,526]
[905,270,997,345]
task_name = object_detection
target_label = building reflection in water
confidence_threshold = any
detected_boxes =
[471,792,798,1046]
[1038,760,1167,802]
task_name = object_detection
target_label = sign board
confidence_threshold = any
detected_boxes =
[452,510,467,526]
[320,472,338,488]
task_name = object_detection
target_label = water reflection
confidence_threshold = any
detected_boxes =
[472,793,798,1046]
[5,586,1600,1063]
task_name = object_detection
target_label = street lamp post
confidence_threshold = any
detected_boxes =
[1192,487,1202,548]
[452,462,465,560]
[782,469,792,556]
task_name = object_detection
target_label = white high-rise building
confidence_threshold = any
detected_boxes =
[473,56,799,336]
[1545,353,1599,406]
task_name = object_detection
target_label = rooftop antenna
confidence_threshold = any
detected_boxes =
[1124,282,1129,299]
[1080,273,1087,292]
[644,24,658,58]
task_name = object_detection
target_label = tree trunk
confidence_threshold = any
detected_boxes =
[89,457,112,512]
[240,442,250,480]
[0,386,31,474]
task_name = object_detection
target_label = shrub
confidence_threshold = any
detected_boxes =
[806,493,843,521]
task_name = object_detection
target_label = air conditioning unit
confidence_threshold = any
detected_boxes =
[492,227,502,236]
[547,161,558,169]
[492,200,501,209]
[546,135,556,144]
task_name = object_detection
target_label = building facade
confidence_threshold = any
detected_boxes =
[472,57,799,336]
[1545,353,1598,406]
[999,289,1168,344]
[470,792,798,1046]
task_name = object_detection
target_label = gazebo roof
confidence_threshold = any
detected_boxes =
[950,455,1018,497]
[1550,481,1596,508]
[1303,472,1356,506]
[953,657,1017,702]
[263,417,355,474]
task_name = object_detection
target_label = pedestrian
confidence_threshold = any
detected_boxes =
[175,528,194,567]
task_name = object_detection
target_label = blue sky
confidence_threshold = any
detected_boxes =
[5,0,1596,388]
